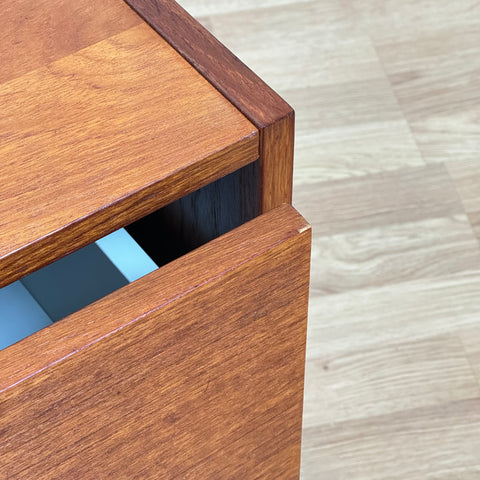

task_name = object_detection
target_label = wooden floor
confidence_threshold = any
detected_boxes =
[178,1,480,477]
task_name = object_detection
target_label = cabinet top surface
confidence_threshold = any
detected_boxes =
[0,0,258,283]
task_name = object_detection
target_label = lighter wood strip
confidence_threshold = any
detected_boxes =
[0,0,142,84]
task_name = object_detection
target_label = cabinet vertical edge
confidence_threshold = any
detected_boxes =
[122,0,295,212]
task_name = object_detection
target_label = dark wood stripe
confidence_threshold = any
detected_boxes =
[122,0,295,211]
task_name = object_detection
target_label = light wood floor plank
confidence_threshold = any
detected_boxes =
[310,215,480,295]
[307,270,480,359]
[350,0,480,44]
[302,398,480,480]
[304,335,479,427]
[177,0,318,17]
[459,327,480,384]
[375,27,480,164]
[288,81,424,183]
[294,164,463,236]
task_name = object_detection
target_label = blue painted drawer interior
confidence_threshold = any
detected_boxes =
[0,228,157,351]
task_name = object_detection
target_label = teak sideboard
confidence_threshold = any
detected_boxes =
[0,0,311,478]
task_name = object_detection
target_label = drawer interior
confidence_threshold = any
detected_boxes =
[0,228,157,350]
[0,160,260,351]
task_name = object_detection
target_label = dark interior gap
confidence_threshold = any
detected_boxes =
[126,159,260,266]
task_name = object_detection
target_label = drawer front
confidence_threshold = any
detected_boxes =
[0,205,310,479]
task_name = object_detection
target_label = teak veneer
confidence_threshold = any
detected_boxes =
[0,0,310,478]
[1,206,310,479]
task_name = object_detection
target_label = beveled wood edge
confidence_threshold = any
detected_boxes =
[122,0,295,211]
[0,134,258,289]
[0,204,311,394]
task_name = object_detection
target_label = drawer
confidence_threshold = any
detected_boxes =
[0,204,311,478]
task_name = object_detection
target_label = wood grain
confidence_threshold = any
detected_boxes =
[0,23,258,288]
[302,398,480,480]
[310,214,480,295]
[294,163,464,236]
[0,0,142,84]
[349,0,480,165]
[123,0,295,211]
[304,334,479,427]
[0,205,311,479]
[175,0,318,17]
[262,113,295,212]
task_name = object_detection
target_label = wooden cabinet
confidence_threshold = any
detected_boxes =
[0,0,310,477]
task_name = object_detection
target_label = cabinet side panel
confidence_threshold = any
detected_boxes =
[0,207,310,479]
